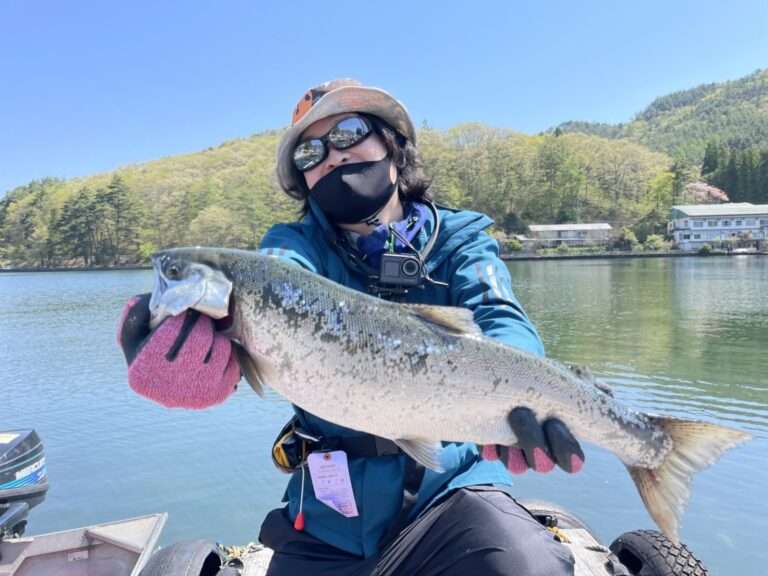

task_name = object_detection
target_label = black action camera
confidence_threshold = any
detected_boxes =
[379,253,423,286]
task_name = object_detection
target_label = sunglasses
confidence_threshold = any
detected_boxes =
[293,115,373,172]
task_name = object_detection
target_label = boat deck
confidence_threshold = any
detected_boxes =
[239,546,272,576]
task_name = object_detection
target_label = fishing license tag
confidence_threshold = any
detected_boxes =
[307,451,359,518]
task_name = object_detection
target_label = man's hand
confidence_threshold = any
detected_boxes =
[117,293,240,409]
[480,407,584,474]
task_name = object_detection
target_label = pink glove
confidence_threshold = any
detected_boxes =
[117,294,240,409]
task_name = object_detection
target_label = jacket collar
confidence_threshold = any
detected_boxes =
[305,196,494,273]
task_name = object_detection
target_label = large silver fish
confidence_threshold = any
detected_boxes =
[148,247,750,543]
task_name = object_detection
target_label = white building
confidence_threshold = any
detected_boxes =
[669,203,768,251]
[527,223,613,247]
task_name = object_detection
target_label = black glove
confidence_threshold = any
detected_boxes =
[480,407,584,474]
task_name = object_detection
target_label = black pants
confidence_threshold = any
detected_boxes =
[259,487,575,576]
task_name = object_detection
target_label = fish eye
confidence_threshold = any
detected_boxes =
[166,263,181,279]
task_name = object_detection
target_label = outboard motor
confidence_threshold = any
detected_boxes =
[0,429,48,538]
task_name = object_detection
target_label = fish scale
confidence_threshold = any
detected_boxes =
[149,247,751,544]
[234,259,657,458]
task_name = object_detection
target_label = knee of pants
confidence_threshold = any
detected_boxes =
[459,490,575,575]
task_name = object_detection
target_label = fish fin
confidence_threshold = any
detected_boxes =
[395,439,445,472]
[594,380,614,397]
[233,342,275,397]
[406,304,482,336]
[567,364,613,397]
[627,417,751,544]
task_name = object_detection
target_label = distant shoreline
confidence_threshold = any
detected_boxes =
[0,265,152,273]
[501,250,766,262]
[1,250,765,272]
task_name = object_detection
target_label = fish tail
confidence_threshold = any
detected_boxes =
[627,416,750,544]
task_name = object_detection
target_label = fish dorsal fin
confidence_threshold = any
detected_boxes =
[567,364,614,397]
[406,304,482,336]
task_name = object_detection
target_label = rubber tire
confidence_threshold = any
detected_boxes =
[139,539,224,576]
[516,499,593,532]
[609,530,708,576]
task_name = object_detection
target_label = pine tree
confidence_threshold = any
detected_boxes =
[741,149,759,203]
[721,155,741,201]
[671,159,696,204]
[701,141,721,176]
[757,150,768,204]
[100,175,141,264]
[56,188,106,266]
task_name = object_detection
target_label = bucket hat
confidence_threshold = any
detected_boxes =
[276,79,415,195]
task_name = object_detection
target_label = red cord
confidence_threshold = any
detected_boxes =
[294,465,306,531]
[293,511,305,531]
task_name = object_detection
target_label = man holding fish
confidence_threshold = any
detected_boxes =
[118,80,747,575]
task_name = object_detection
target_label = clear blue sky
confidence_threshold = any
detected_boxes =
[1,0,767,195]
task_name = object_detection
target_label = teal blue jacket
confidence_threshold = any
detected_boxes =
[258,198,545,558]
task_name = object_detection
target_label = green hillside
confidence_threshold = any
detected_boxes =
[0,125,672,267]
[8,69,768,269]
[555,69,768,162]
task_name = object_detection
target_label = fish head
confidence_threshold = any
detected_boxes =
[149,248,233,329]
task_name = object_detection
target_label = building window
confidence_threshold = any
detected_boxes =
[683,234,691,240]
[693,221,704,228]
[746,219,756,226]
[761,219,768,226]
[708,220,718,227]
[693,234,701,239]
[735,220,743,226]
[722,220,731,227]
[683,220,689,228]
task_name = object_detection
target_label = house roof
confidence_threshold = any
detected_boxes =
[528,223,612,232]
[672,203,768,217]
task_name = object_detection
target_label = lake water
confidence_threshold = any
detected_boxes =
[1,257,766,575]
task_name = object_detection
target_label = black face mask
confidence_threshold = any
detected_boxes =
[309,158,396,225]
